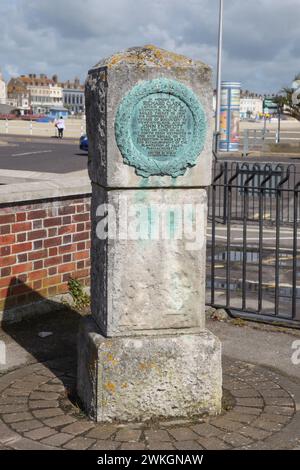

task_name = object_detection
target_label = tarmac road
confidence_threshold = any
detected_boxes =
[0,136,88,174]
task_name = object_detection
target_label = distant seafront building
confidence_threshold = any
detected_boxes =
[62,78,85,114]
[6,76,30,114]
[7,74,64,115]
[26,74,63,114]
[213,89,264,119]
[0,70,6,104]
[240,91,263,119]
[5,73,84,116]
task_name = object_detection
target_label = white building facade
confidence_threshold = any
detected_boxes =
[240,97,263,119]
[28,83,63,114]
[0,71,6,104]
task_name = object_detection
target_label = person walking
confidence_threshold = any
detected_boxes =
[55,116,65,139]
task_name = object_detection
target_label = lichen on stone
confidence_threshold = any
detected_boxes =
[104,381,116,393]
[90,45,208,70]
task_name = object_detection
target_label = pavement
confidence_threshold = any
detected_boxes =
[0,308,300,450]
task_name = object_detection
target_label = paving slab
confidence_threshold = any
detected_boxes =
[1,311,300,450]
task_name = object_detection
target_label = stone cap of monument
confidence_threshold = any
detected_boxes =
[89,45,211,72]
[86,45,213,188]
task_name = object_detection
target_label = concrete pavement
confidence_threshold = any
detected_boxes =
[0,309,300,450]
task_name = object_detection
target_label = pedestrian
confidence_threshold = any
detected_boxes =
[55,116,65,139]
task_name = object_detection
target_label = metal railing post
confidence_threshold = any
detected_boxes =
[292,182,300,319]
[242,129,249,157]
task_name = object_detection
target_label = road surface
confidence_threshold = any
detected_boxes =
[0,136,87,174]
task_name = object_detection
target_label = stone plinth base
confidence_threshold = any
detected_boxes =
[77,317,222,423]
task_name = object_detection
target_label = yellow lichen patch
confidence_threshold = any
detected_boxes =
[149,46,192,67]
[107,45,195,69]
[121,383,128,389]
[105,353,119,366]
[104,382,116,393]
[139,361,157,371]
[107,53,124,68]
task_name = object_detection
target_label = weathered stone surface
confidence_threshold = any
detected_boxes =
[86,45,213,188]
[91,186,207,336]
[77,317,222,423]
[80,44,222,423]
[210,309,230,322]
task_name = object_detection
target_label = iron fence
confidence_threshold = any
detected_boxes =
[207,161,300,327]
[209,162,299,225]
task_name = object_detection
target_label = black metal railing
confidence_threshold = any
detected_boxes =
[207,161,300,327]
[208,162,299,225]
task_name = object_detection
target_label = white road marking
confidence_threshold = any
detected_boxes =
[11,150,53,157]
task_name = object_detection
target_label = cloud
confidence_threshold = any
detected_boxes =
[0,0,299,93]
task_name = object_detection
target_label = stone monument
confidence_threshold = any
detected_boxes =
[78,45,222,422]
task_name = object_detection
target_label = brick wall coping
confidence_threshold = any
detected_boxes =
[0,176,91,205]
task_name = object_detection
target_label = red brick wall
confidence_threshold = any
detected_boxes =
[0,196,91,313]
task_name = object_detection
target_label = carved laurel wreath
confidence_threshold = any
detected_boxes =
[115,78,207,178]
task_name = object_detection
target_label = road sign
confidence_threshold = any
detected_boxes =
[263,98,278,114]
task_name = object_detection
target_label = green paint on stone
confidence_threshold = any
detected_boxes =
[115,78,207,178]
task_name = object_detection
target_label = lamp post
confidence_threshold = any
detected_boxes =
[214,0,224,153]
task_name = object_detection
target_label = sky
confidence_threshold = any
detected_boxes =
[0,0,299,93]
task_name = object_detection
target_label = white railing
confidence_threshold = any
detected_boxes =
[0,117,86,139]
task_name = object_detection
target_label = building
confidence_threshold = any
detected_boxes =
[7,74,63,115]
[240,91,263,119]
[62,78,84,115]
[240,97,263,119]
[0,71,6,105]
[6,76,30,115]
[26,74,63,114]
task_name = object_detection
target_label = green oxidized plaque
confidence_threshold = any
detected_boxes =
[115,78,207,178]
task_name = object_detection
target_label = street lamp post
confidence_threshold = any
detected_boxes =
[214,0,224,153]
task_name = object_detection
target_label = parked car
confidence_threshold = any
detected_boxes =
[79,135,88,151]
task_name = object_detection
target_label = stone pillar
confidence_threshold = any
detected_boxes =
[77,45,222,423]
